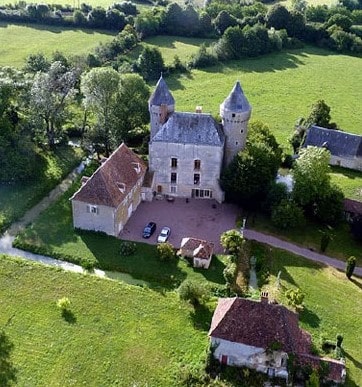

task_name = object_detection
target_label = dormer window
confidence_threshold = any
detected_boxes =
[132,162,141,174]
[116,182,126,193]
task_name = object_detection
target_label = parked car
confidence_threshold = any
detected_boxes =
[157,226,171,243]
[142,222,157,238]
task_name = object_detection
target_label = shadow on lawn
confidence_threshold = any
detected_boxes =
[190,303,213,331]
[0,329,17,386]
[299,306,320,328]
[350,277,362,292]
[62,309,77,324]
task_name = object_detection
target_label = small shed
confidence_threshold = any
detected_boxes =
[179,237,214,269]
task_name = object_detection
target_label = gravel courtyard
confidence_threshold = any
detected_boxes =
[120,198,240,253]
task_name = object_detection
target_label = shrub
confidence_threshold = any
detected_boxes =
[157,241,174,262]
[57,297,70,311]
[271,199,305,230]
[178,279,208,306]
[285,287,305,310]
[220,229,244,255]
[346,255,356,279]
[120,241,137,256]
[223,261,237,287]
[336,334,343,348]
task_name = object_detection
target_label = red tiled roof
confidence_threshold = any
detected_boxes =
[344,198,362,216]
[297,353,346,384]
[71,143,146,207]
[209,298,311,354]
[180,237,214,259]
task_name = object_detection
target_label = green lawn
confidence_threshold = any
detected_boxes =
[251,243,362,386]
[0,146,83,234]
[330,166,362,201]
[14,181,227,288]
[157,45,362,148]
[0,22,115,67]
[0,254,208,386]
[251,213,362,265]
[143,35,217,65]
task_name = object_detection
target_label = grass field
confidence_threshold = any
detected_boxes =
[0,146,83,234]
[252,243,362,386]
[0,254,208,386]
[330,166,362,201]
[0,22,115,67]
[153,44,362,148]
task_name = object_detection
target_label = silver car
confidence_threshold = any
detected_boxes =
[157,226,171,243]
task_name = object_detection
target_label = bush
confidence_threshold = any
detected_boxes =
[157,241,175,262]
[271,199,305,230]
[346,255,356,279]
[223,261,237,287]
[178,279,208,306]
[120,241,137,256]
[57,297,70,311]
[285,287,305,310]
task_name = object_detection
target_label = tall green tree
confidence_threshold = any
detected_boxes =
[29,61,78,147]
[136,47,164,81]
[113,73,150,143]
[305,99,337,129]
[81,67,120,156]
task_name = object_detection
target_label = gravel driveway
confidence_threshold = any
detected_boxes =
[120,198,240,253]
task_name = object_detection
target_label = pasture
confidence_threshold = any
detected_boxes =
[0,22,114,67]
[0,255,208,386]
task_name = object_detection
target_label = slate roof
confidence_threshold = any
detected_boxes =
[221,81,251,113]
[152,112,224,146]
[344,198,362,216]
[180,237,214,259]
[148,75,175,107]
[71,143,146,208]
[304,126,362,158]
[209,298,311,354]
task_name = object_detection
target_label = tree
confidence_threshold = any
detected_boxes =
[29,61,78,147]
[271,199,305,230]
[178,280,208,306]
[157,242,175,262]
[136,47,164,81]
[24,53,50,73]
[214,10,238,35]
[266,4,291,30]
[81,67,120,156]
[326,14,353,31]
[305,100,336,129]
[112,73,150,143]
[220,229,244,255]
[87,6,107,28]
[346,255,356,279]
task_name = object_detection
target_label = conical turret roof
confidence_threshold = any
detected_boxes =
[221,81,250,113]
[148,75,175,107]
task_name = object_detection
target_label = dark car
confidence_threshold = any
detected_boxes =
[142,222,157,238]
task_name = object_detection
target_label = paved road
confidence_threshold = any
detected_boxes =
[244,229,362,277]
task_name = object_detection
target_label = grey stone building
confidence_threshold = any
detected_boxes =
[148,76,251,203]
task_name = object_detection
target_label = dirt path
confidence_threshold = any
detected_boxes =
[244,229,362,277]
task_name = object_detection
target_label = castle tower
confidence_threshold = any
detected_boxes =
[220,81,252,166]
[148,75,175,139]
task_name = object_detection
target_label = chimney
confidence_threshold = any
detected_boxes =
[195,105,203,113]
[261,291,269,304]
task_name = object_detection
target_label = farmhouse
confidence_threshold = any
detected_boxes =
[304,125,362,171]
[209,296,346,384]
[148,76,251,203]
[71,143,146,236]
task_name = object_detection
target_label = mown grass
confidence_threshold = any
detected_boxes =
[155,44,362,148]
[251,243,362,386]
[14,180,227,287]
[0,146,83,234]
[0,22,115,67]
[0,254,209,386]
[330,166,362,201]
[251,213,362,265]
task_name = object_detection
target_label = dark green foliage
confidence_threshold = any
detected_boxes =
[112,2,137,16]
[305,100,336,129]
[336,334,343,348]
[266,4,291,30]
[120,241,137,256]
[271,199,305,230]
[346,255,356,279]
[214,10,238,35]
[136,46,164,81]
[162,3,201,37]
[178,280,208,306]
[314,184,344,225]
[223,261,237,287]
[326,14,353,31]
[188,44,217,69]
[157,242,175,262]
[319,230,333,252]
[87,6,107,28]
[24,53,50,73]
[306,5,329,22]
[220,229,244,255]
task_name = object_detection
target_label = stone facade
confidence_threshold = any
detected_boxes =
[148,76,251,203]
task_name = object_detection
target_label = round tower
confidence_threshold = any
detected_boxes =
[220,81,252,166]
[148,75,175,139]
